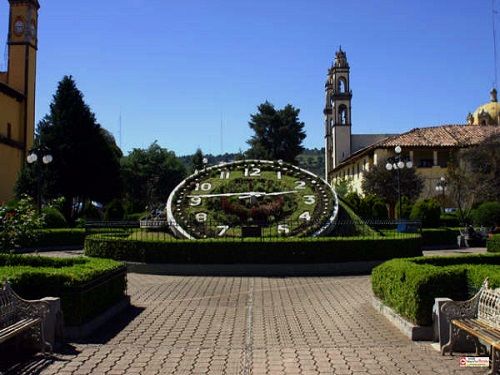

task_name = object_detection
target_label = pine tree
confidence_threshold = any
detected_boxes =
[17,76,122,219]
[246,101,306,163]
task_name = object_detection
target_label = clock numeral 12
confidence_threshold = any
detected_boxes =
[244,167,261,177]
[220,171,230,179]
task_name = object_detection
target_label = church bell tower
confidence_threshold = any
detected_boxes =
[6,0,40,151]
[324,47,352,183]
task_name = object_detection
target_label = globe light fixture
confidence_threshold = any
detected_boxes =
[385,146,413,220]
[435,176,447,211]
[26,147,53,212]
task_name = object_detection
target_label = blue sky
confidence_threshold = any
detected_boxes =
[0,0,496,156]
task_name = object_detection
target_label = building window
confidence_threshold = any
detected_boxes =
[6,123,11,139]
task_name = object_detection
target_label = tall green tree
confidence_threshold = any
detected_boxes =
[447,133,500,223]
[191,148,204,173]
[121,142,186,213]
[16,76,122,220]
[246,101,306,163]
[362,163,423,218]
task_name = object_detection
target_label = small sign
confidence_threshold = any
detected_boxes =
[459,357,489,368]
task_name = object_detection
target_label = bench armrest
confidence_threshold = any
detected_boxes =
[16,299,50,319]
[441,292,481,320]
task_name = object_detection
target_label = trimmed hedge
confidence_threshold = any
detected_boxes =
[18,228,86,248]
[371,254,500,326]
[421,228,460,247]
[488,235,500,252]
[84,234,422,264]
[0,254,126,326]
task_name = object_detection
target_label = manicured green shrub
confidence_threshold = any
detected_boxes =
[19,228,86,248]
[421,228,460,247]
[472,201,500,227]
[440,214,460,227]
[410,198,441,228]
[104,199,125,221]
[84,234,422,264]
[343,193,388,219]
[42,206,67,228]
[371,254,500,326]
[0,254,126,326]
[395,196,413,220]
[487,235,500,253]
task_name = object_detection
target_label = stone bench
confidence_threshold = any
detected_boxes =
[0,281,51,355]
[441,279,499,373]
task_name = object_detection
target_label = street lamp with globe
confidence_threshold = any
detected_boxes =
[435,176,447,211]
[26,147,53,213]
[385,146,413,220]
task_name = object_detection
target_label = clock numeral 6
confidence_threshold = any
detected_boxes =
[245,167,261,177]
[304,195,316,205]
[295,180,306,190]
[195,213,207,223]
[195,182,212,191]
[190,197,202,206]
[299,211,311,221]
[278,224,290,234]
[217,225,229,237]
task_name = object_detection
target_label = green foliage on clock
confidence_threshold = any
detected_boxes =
[168,160,338,239]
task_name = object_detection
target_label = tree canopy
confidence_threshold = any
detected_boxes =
[447,133,500,223]
[121,142,186,213]
[361,163,423,218]
[246,101,306,163]
[16,76,122,219]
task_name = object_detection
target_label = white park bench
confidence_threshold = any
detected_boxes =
[0,281,51,355]
[441,279,499,373]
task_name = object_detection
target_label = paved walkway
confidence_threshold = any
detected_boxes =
[7,272,479,374]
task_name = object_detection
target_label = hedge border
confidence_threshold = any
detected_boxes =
[487,235,500,252]
[0,254,126,325]
[371,254,500,326]
[84,234,422,264]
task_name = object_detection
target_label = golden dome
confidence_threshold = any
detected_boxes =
[469,88,500,126]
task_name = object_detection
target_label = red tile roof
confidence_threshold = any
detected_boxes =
[379,125,500,148]
[333,124,500,171]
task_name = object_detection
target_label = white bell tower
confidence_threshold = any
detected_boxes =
[324,47,352,182]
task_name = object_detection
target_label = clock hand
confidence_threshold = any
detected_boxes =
[187,192,248,198]
[238,191,299,199]
[188,190,299,199]
[265,190,298,196]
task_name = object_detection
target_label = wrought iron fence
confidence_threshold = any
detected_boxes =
[85,219,421,241]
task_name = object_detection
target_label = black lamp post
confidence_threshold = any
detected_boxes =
[385,146,413,220]
[435,176,447,212]
[26,147,53,213]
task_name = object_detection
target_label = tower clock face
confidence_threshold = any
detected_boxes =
[14,19,25,36]
[166,160,339,239]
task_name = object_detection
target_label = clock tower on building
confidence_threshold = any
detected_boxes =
[324,47,352,183]
[0,0,40,201]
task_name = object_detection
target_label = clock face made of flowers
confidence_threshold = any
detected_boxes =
[166,160,339,239]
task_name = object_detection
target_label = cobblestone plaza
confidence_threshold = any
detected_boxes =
[17,271,482,375]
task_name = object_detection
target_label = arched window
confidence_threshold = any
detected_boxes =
[338,78,347,93]
[338,105,347,125]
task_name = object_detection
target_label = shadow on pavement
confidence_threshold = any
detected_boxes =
[69,305,145,345]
